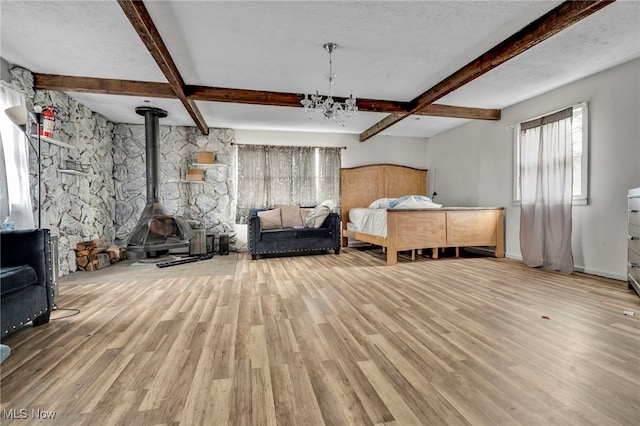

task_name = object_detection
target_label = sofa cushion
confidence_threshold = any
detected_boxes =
[300,208,312,224]
[260,228,298,242]
[275,204,303,228]
[258,208,282,229]
[260,227,332,242]
[0,265,38,296]
[295,227,333,239]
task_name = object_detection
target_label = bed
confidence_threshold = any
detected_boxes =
[340,164,504,265]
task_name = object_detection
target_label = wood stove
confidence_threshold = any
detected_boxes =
[126,107,193,258]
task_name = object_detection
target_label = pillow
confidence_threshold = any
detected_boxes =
[389,195,442,209]
[304,205,331,228]
[319,199,337,211]
[300,208,313,224]
[258,208,282,229]
[275,204,303,228]
[368,198,396,209]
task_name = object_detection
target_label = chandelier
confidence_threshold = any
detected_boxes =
[300,43,357,126]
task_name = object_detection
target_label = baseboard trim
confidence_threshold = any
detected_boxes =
[573,266,626,282]
[505,253,523,261]
[504,253,625,281]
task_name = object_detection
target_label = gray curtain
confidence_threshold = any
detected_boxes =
[317,147,341,202]
[519,107,574,273]
[236,145,341,223]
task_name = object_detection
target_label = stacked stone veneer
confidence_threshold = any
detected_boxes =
[8,66,237,276]
[9,67,116,277]
[112,124,236,248]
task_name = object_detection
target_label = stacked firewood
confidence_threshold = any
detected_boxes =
[75,238,124,271]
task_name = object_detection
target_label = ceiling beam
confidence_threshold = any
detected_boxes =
[34,74,176,98]
[34,73,501,121]
[188,85,312,108]
[416,104,500,120]
[117,0,209,134]
[190,86,500,119]
[359,0,614,142]
[188,86,419,114]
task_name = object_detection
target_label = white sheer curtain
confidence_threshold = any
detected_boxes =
[519,107,573,273]
[0,83,34,229]
[236,144,341,223]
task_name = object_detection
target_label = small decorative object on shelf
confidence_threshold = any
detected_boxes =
[186,169,204,181]
[196,151,215,164]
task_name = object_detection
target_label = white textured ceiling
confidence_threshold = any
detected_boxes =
[1,1,639,138]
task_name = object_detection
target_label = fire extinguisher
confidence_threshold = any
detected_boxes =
[40,105,55,138]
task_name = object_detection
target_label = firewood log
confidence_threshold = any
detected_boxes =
[76,256,89,268]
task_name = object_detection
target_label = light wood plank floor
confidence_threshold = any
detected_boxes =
[1,249,639,425]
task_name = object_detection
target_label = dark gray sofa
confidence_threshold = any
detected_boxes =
[1,228,54,337]
[248,209,341,259]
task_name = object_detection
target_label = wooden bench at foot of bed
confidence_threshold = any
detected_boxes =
[344,207,504,266]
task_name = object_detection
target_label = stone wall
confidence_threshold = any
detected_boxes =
[112,124,237,249]
[8,67,116,276]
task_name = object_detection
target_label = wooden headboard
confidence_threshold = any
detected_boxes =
[340,164,428,230]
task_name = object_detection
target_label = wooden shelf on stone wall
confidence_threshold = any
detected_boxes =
[33,134,94,177]
[58,169,94,177]
[191,163,227,167]
[167,179,205,184]
[58,160,93,177]
[32,134,77,149]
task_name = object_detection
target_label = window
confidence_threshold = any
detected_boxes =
[235,144,341,223]
[513,102,589,205]
[0,83,35,228]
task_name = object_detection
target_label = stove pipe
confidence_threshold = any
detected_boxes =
[141,106,165,206]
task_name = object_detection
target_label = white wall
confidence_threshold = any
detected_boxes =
[234,130,428,250]
[426,58,640,280]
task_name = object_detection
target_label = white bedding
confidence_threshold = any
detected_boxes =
[349,198,444,239]
[349,208,388,237]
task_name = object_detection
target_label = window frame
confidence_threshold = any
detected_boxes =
[512,102,589,206]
